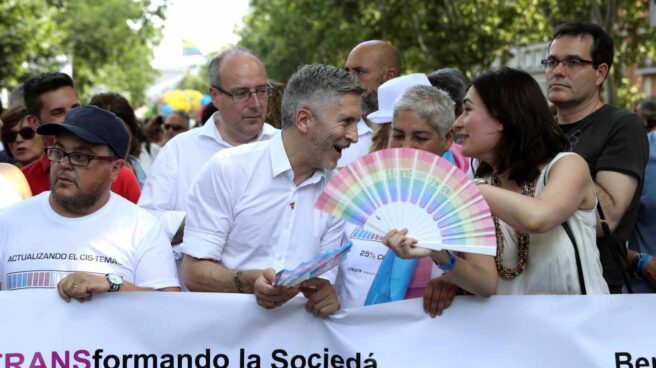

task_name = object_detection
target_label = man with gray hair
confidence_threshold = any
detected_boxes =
[182,64,363,317]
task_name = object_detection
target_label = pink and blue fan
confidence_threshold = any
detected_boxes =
[315,148,496,255]
[274,242,353,286]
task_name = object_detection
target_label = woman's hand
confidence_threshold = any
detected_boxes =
[383,228,432,259]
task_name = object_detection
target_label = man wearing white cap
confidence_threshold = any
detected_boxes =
[341,40,401,167]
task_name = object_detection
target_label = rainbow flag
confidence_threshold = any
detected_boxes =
[182,39,203,56]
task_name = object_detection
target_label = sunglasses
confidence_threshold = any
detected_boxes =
[6,127,36,143]
[164,124,185,132]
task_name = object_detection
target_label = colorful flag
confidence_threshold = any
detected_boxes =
[182,39,202,56]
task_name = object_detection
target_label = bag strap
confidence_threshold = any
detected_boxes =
[561,221,587,294]
[596,202,634,293]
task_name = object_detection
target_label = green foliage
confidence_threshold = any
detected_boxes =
[238,0,524,81]
[511,0,656,106]
[0,0,166,106]
[239,0,656,108]
[239,0,366,81]
[0,0,65,90]
[59,0,166,105]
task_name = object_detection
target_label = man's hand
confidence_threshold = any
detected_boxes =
[253,268,299,309]
[57,272,111,303]
[423,274,460,317]
[300,278,340,318]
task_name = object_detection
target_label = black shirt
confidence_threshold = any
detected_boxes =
[560,104,648,290]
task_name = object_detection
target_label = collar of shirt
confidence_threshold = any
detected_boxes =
[203,111,280,147]
[269,132,328,185]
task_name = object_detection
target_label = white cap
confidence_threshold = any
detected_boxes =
[367,73,431,124]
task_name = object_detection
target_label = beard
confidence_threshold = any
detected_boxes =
[361,92,379,116]
[51,181,107,214]
[307,128,341,171]
[361,75,386,116]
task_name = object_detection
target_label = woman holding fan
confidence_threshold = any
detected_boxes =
[453,67,607,294]
[340,79,498,316]
[387,67,608,300]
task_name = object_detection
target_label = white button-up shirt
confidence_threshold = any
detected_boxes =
[182,132,345,274]
[138,112,279,239]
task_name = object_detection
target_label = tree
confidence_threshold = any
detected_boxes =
[238,0,522,81]
[0,0,166,106]
[58,0,167,105]
[508,0,656,106]
[239,0,367,81]
[0,0,65,92]
[239,0,656,107]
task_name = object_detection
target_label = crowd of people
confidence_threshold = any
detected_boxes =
[0,21,654,317]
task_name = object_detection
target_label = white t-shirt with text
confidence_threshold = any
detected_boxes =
[0,192,179,290]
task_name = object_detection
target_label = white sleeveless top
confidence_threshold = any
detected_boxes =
[495,152,609,295]
[0,174,23,210]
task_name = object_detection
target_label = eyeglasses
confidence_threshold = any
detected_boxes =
[211,82,274,102]
[164,124,185,132]
[45,146,117,167]
[6,127,36,143]
[540,57,596,70]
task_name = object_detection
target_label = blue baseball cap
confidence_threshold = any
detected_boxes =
[37,105,129,158]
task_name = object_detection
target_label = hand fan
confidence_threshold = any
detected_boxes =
[315,148,496,255]
[274,242,353,286]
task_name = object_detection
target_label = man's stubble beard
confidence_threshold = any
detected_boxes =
[51,179,107,214]
[361,92,378,116]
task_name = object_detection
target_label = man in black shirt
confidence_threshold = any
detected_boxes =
[544,22,648,293]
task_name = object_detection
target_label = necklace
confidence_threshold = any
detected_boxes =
[490,174,536,279]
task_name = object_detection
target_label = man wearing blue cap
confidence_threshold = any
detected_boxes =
[20,72,141,203]
[0,106,180,301]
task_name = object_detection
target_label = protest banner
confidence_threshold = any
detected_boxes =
[1,290,654,368]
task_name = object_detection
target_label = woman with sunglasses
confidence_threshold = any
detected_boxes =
[162,111,190,145]
[0,116,32,209]
[1,106,46,168]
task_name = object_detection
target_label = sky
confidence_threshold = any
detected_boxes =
[152,0,251,70]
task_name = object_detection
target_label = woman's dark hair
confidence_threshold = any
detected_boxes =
[1,106,30,159]
[472,67,569,183]
[89,92,141,157]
